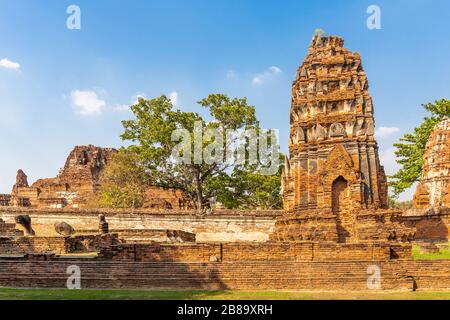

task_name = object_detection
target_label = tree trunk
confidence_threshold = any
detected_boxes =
[194,169,203,212]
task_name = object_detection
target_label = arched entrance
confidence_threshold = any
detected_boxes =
[332,176,354,243]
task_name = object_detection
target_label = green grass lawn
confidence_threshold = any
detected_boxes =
[0,288,449,300]
[412,243,450,260]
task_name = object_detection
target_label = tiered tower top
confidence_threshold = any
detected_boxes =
[289,34,375,155]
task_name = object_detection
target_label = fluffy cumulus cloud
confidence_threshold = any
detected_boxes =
[71,90,106,116]
[375,126,400,138]
[0,58,20,71]
[252,66,282,85]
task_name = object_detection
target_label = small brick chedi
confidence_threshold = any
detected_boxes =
[414,117,450,209]
[272,34,413,243]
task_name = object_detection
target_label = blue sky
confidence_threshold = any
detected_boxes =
[0,0,449,200]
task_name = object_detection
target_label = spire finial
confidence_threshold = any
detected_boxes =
[312,29,325,47]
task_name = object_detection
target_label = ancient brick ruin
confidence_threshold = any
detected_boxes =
[0,195,10,207]
[272,34,412,243]
[0,33,448,292]
[10,145,116,209]
[8,145,189,210]
[397,117,450,242]
[414,117,450,208]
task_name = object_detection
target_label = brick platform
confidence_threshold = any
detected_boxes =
[0,259,448,291]
[98,242,412,262]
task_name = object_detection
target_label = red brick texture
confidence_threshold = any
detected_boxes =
[0,259,448,291]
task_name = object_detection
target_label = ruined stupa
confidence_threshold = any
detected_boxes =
[414,117,450,209]
[10,145,191,209]
[272,33,413,243]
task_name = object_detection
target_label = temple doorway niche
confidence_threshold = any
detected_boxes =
[332,176,354,243]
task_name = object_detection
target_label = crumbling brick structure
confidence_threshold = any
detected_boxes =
[0,218,23,237]
[11,145,116,209]
[414,117,450,209]
[0,195,11,207]
[10,145,190,209]
[272,33,414,243]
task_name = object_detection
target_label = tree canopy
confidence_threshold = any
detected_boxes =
[119,94,282,211]
[96,150,150,209]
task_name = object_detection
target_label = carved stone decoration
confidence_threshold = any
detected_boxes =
[343,100,352,112]
[99,214,109,235]
[345,119,356,138]
[316,81,323,92]
[292,109,299,122]
[365,98,373,113]
[330,123,346,137]
[316,124,327,141]
[366,119,375,136]
[15,215,35,236]
[297,127,305,143]
[300,68,307,77]
[307,81,316,93]
[355,118,366,137]
[54,222,75,237]
[307,126,316,142]
[340,78,351,91]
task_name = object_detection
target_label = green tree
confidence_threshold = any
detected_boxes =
[387,196,413,210]
[121,94,279,211]
[390,99,450,196]
[97,150,150,209]
[208,167,283,210]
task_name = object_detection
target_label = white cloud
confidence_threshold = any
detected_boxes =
[375,126,400,138]
[168,91,179,106]
[0,58,20,71]
[252,66,282,85]
[71,90,106,116]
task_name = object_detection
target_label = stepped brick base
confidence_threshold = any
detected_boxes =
[0,259,448,291]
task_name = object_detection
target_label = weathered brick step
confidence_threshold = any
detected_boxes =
[0,262,409,271]
[0,260,446,290]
